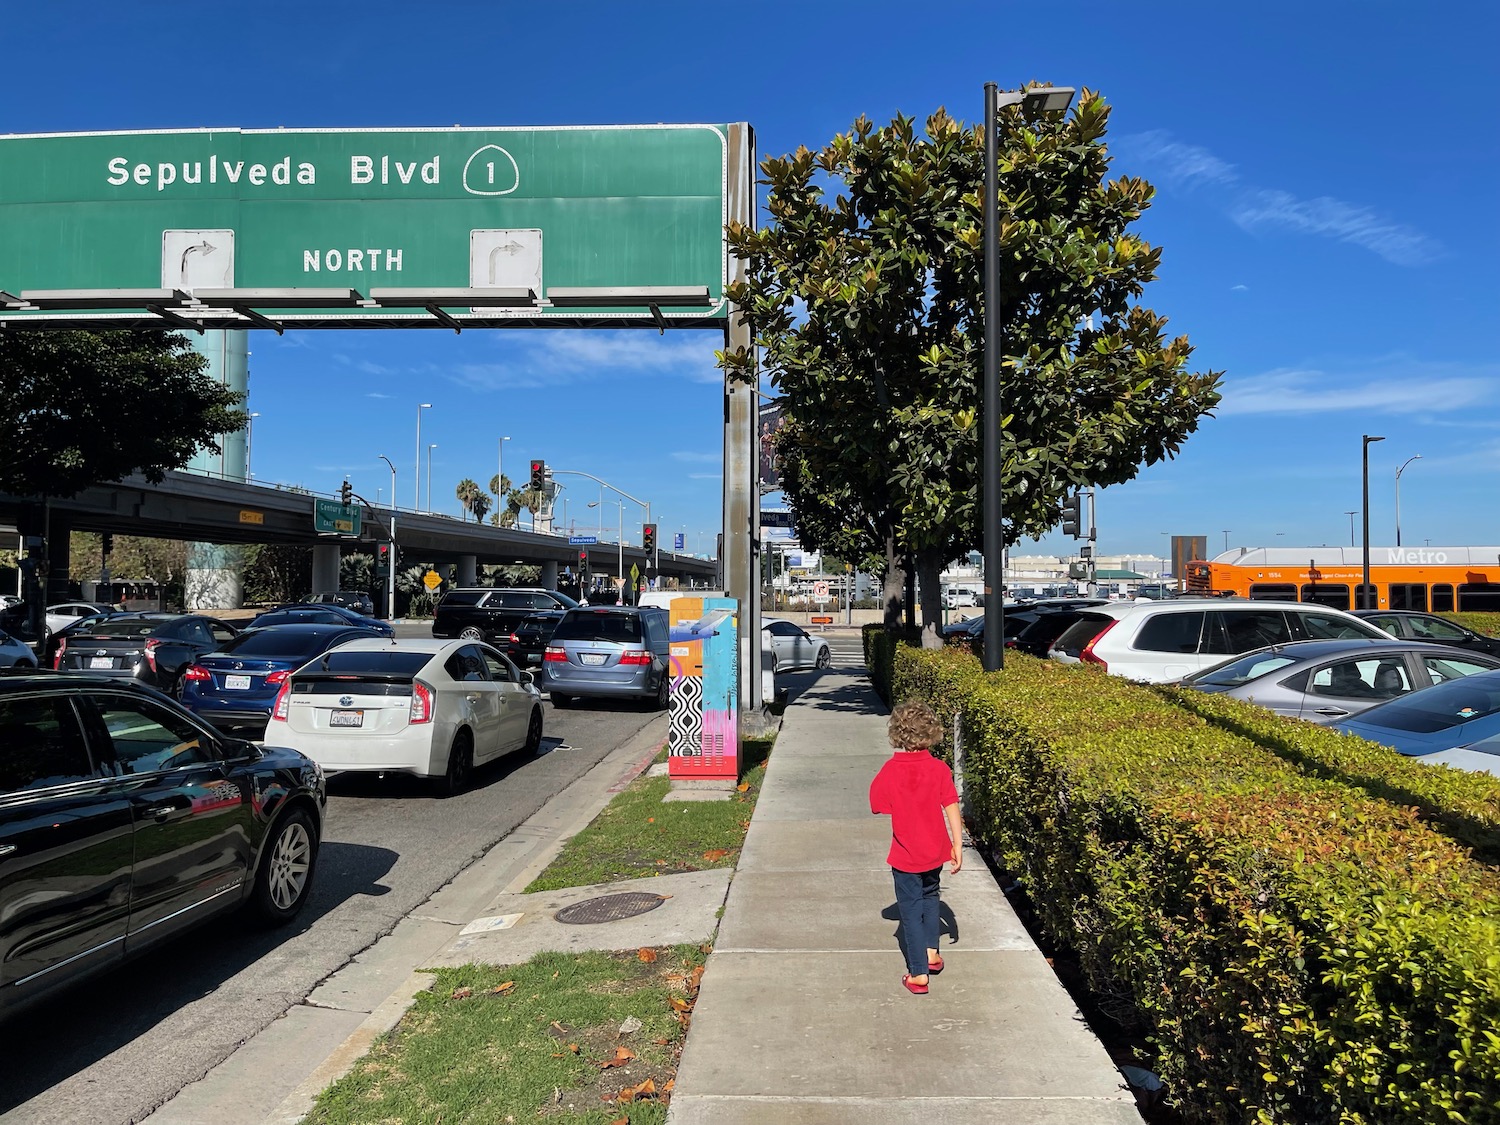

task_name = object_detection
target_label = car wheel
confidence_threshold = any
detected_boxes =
[654,672,670,710]
[458,626,485,641]
[551,693,572,709]
[815,646,832,669]
[524,707,543,755]
[439,729,474,797]
[250,807,318,925]
[13,659,34,670]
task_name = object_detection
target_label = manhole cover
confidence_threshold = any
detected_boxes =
[554,892,667,925]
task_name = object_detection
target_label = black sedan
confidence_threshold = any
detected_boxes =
[0,673,325,1021]
[504,610,567,669]
[55,613,240,693]
[1355,611,1500,657]
[253,604,395,638]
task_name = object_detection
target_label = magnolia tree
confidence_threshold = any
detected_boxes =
[720,90,1222,645]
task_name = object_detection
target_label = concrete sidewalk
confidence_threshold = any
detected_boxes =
[668,668,1140,1124]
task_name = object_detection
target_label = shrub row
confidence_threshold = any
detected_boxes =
[861,622,920,704]
[1161,684,1500,865]
[892,646,1500,1125]
[1443,611,1500,637]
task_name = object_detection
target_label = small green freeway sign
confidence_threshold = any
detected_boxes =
[314,499,361,537]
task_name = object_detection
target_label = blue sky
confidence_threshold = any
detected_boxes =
[5,2,1496,562]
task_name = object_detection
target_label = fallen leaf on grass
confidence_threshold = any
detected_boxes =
[610,1118,629,1125]
[701,848,731,861]
[664,1078,675,1093]
[550,1020,570,1036]
[652,1037,670,1045]
[450,987,473,1000]
[608,1078,659,1104]
[490,980,516,995]
[598,1045,637,1069]
[568,1043,581,1054]
[687,965,705,993]
[668,996,693,1013]
[736,782,750,792]
[637,948,658,963]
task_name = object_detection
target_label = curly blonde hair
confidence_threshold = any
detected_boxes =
[888,700,943,751]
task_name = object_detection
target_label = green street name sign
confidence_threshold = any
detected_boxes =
[0,124,736,327]
[313,499,362,537]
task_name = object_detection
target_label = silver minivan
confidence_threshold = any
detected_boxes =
[539,606,671,708]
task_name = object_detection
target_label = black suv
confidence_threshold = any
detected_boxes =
[0,673,325,1020]
[432,588,580,645]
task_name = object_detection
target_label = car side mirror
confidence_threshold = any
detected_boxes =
[221,737,261,761]
[520,670,536,686]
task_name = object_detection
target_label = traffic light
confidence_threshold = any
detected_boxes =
[1061,492,1082,538]
[340,479,352,505]
[376,543,390,575]
[101,533,114,554]
[641,523,656,554]
[530,459,546,492]
[578,547,589,571]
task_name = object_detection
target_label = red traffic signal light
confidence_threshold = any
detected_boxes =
[578,547,589,568]
[530,459,546,492]
[642,523,656,553]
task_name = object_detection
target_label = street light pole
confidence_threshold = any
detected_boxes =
[426,443,438,515]
[378,455,397,618]
[497,435,511,523]
[414,403,432,511]
[1362,434,1385,608]
[982,82,1074,673]
[246,412,260,480]
[1395,453,1421,547]
[1344,510,1358,548]
[1222,529,1231,552]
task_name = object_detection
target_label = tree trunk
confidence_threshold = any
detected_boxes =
[881,532,906,628]
[916,547,946,650]
[904,555,917,630]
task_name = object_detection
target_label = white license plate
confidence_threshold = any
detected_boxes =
[330,710,364,727]
[89,656,113,669]
[580,653,606,666]
[225,675,252,690]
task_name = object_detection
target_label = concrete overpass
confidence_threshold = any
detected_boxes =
[5,468,717,594]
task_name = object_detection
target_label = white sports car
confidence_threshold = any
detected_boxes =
[265,638,544,795]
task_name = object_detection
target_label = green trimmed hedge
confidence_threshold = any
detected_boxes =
[1444,611,1500,637]
[892,646,1500,1125]
[861,623,920,704]
[1161,685,1500,865]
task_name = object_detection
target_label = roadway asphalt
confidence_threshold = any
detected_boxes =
[0,621,666,1125]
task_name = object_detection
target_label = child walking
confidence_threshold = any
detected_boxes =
[869,700,963,995]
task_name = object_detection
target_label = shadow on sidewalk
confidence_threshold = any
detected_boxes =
[786,675,888,716]
[882,899,961,964]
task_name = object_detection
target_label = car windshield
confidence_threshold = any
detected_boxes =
[1356,674,1500,734]
[551,610,644,644]
[297,650,429,676]
[86,619,169,637]
[221,629,344,658]
[1192,651,1302,687]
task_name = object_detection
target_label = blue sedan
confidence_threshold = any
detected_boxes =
[181,622,385,734]
[251,603,395,637]
[1334,668,1500,774]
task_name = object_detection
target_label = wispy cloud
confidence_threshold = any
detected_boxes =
[672,451,719,463]
[446,330,723,392]
[1220,361,1497,416]
[687,472,721,480]
[366,391,393,399]
[1230,284,1249,292]
[1230,190,1442,267]
[1116,131,1441,267]
[1117,130,1238,188]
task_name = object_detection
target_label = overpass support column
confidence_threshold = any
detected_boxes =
[312,544,341,594]
[186,543,245,611]
[458,555,478,587]
[540,560,559,589]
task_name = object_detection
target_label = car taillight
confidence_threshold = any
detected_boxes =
[143,637,163,671]
[270,681,291,721]
[507,632,520,644]
[543,646,567,663]
[265,670,290,686]
[618,651,652,665]
[410,680,434,723]
[53,637,66,669]
[182,664,211,682]
[1079,620,1118,669]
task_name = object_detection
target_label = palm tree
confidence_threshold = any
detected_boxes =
[470,491,491,524]
[455,478,482,522]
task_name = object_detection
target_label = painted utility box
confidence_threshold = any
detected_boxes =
[667,596,738,779]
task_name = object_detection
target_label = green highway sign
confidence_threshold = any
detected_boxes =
[313,499,362,537]
[0,125,735,327]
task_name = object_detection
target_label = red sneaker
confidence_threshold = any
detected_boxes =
[902,974,929,995]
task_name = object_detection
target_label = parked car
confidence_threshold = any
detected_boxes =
[1354,610,1500,657]
[1335,668,1500,773]
[1046,601,1390,683]
[1180,639,1500,723]
[0,629,37,668]
[538,606,671,708]
[44,601,117,636]
[763,618,832,671]
[252,604,395,638]
[0,672,325,1020]
[180,623,387,734]
[54,613,241,693]
[432,588,580,645]
[304,590,377,617]
[44,610,134,668]
[504,610,567,669]
[265,638,543,795]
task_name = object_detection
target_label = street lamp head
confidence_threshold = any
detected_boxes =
[1025,86,1076,113]
[1363,434,1385,446]
[420,402,432,409]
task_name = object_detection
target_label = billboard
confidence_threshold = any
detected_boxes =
[761,508,796,543]
[0,124,733,328]
[758,399,785,492]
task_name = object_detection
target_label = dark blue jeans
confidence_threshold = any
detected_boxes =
[892,866,941,976]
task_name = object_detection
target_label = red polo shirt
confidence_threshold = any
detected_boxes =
[869,750,958,873]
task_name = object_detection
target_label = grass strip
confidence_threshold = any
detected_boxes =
[305,945,705,1125]
[526,736,773,893]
